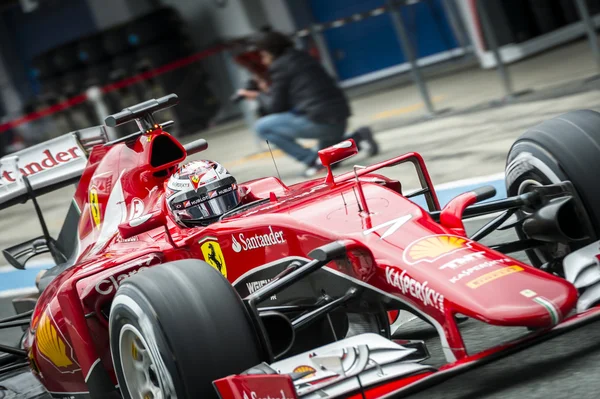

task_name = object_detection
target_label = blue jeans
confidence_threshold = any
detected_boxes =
[255,112,346,166]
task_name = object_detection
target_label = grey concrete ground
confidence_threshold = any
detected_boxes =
[408,321,600,399]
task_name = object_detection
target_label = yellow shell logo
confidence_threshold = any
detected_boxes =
[36,310,78,371]
[293,365,316,379]
[404,235,470,264]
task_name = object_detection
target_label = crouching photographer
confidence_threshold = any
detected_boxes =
[235,31,378,177]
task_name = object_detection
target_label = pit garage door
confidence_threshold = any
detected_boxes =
[307,0,459,81]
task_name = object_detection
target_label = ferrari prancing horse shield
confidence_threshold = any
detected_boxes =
[200,241,227,278]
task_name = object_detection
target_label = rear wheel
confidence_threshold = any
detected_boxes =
[109,260,263,399]
[505,109,600,267]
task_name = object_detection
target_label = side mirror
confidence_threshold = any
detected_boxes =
[118,210,167,240]
[318,139,358,185]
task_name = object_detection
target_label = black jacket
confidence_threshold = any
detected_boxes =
[258,49,351,124]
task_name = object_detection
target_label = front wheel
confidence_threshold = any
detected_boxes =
[505,109,600,267]
[109,260,263,399]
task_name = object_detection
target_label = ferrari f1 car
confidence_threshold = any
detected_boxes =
[2,94,600,399]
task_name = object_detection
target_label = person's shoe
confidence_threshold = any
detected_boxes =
[302,158,326,178]
[353,126,379,157]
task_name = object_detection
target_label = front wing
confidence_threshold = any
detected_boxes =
[213,306,600,399]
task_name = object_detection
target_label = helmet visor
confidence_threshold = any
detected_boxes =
[169,177,240,223]
[179,190,241,221]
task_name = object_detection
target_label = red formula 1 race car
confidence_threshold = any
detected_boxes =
[2,94,600,399]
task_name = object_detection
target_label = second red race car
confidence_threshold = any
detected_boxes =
[2,94,600,399]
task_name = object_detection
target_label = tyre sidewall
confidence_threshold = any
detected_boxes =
[507,110,600,236]
[109,260,263,399]
[505,140,566,196]
[110,284,184,399]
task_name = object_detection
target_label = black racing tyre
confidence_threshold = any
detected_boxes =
[109,260,263,399]
[505,109,600,266]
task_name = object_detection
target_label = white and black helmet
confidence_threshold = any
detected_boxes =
[165,160,241,226]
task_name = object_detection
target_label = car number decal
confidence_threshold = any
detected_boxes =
[89,187,101,228]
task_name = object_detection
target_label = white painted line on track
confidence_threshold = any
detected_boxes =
[0,287,38,298]
[0,263,51,273]
[434,172,505,191]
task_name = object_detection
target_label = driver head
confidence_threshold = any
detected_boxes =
[165,160,241,227]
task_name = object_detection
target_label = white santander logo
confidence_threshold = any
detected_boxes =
[231,226,285,252]
[231,235,242,253]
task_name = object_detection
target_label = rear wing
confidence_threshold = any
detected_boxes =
[0,126,108,210]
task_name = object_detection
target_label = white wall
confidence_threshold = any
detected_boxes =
[0,54,22,118]
[0,14,24,118]
[157,0,271,122]
[213,0,267,38]
[85,0,132,29]
[259,0,297,33]
[283,0,314,30]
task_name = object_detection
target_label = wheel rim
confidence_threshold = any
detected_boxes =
[119,324,175,399]
[517,179,543,197]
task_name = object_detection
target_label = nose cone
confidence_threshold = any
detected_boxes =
[361,208,579,330]
[448,261,578,328]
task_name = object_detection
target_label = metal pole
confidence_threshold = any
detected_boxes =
[575,0,600,70]
[477,0,513,99]
[387,0,435,115]
[440,0,470,54]
[86,86,117,140]
[310,26,339,80]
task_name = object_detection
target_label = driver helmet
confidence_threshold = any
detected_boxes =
[165,160,241,226]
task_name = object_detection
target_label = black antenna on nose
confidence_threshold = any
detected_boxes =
[266,140,282,182]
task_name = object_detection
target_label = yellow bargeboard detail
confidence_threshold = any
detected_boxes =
[36,312,73,368]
